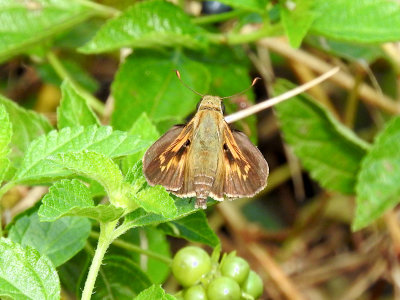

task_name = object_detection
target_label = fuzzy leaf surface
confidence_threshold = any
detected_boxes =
[79,0,206,53]
[47,151,132,208]
[125,162,177,218]
[0,238,60,300]
[14,126,146,184]
[39,179,123,222]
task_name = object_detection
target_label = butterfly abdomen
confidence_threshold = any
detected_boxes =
[193,174,214,209]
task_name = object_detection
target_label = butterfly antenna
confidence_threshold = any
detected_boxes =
[175,70,204,97]
[220,77,261,100]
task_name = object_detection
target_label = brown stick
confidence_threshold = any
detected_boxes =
[248,243,307,300]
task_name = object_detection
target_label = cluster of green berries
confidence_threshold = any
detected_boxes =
[172,246,263,300]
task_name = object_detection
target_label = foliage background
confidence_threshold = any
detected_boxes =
[1,0,400,299]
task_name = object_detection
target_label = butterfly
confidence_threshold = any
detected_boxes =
[142,76,268,209]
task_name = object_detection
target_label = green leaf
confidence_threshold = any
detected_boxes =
[135,285,177,300]
[311,0,400,43]
[0,94,52,169]
[280,0,315,48]
[0,238,60,300]
[47,151,133,209]
[111,51,210,131]
[216,0,268,12]
[124,197,217,229]
[57,79,100,129]
[125,161,177,218]
[135,185,177,219]
[79,0,207,54]
[353,117,400,230]
[8,210,91,267]
[0,0,94,61]
[121,113,160,173]
[0,105,12,183]
[14,125,146,184]
[274,79,370,194]
[159,211,220,247]
[92,255,152,299]
[39,179,123,222]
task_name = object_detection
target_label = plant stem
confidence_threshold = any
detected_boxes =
[78,0,120,17]
[81,221,117,300]
[193,10,245,25]
[46,52,105,116]
[90,231,173,264]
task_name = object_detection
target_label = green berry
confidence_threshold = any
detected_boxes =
[172,246,211,287]
[184,285,208,300]
[221,256,250,284]
[241,271,263,299]
[207,276,240,300]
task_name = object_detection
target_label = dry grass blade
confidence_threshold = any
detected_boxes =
[225,67,340,123]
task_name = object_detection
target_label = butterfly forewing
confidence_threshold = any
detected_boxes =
[142,122,193,191]
[222,125,269,198]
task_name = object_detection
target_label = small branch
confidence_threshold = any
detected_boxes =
[193,10,245,25]
[46,52,105,116]
[248,243,306,300]
[225,67,340,123]
[90,231,172,264]
[78,0,120,18]
[385,210,400,254]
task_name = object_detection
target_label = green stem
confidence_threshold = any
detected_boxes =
[206,23,282,45]
[77,0,121,17]
[90,231,173,264]
[81,221,117,300]
[46,52,105,116]
[192,10,245,25]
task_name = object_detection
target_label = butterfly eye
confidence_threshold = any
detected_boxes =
[223,143,228,151]
[184,139,191,147]
[221,102,226,114]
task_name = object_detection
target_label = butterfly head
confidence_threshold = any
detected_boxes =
[197,95,224,113]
